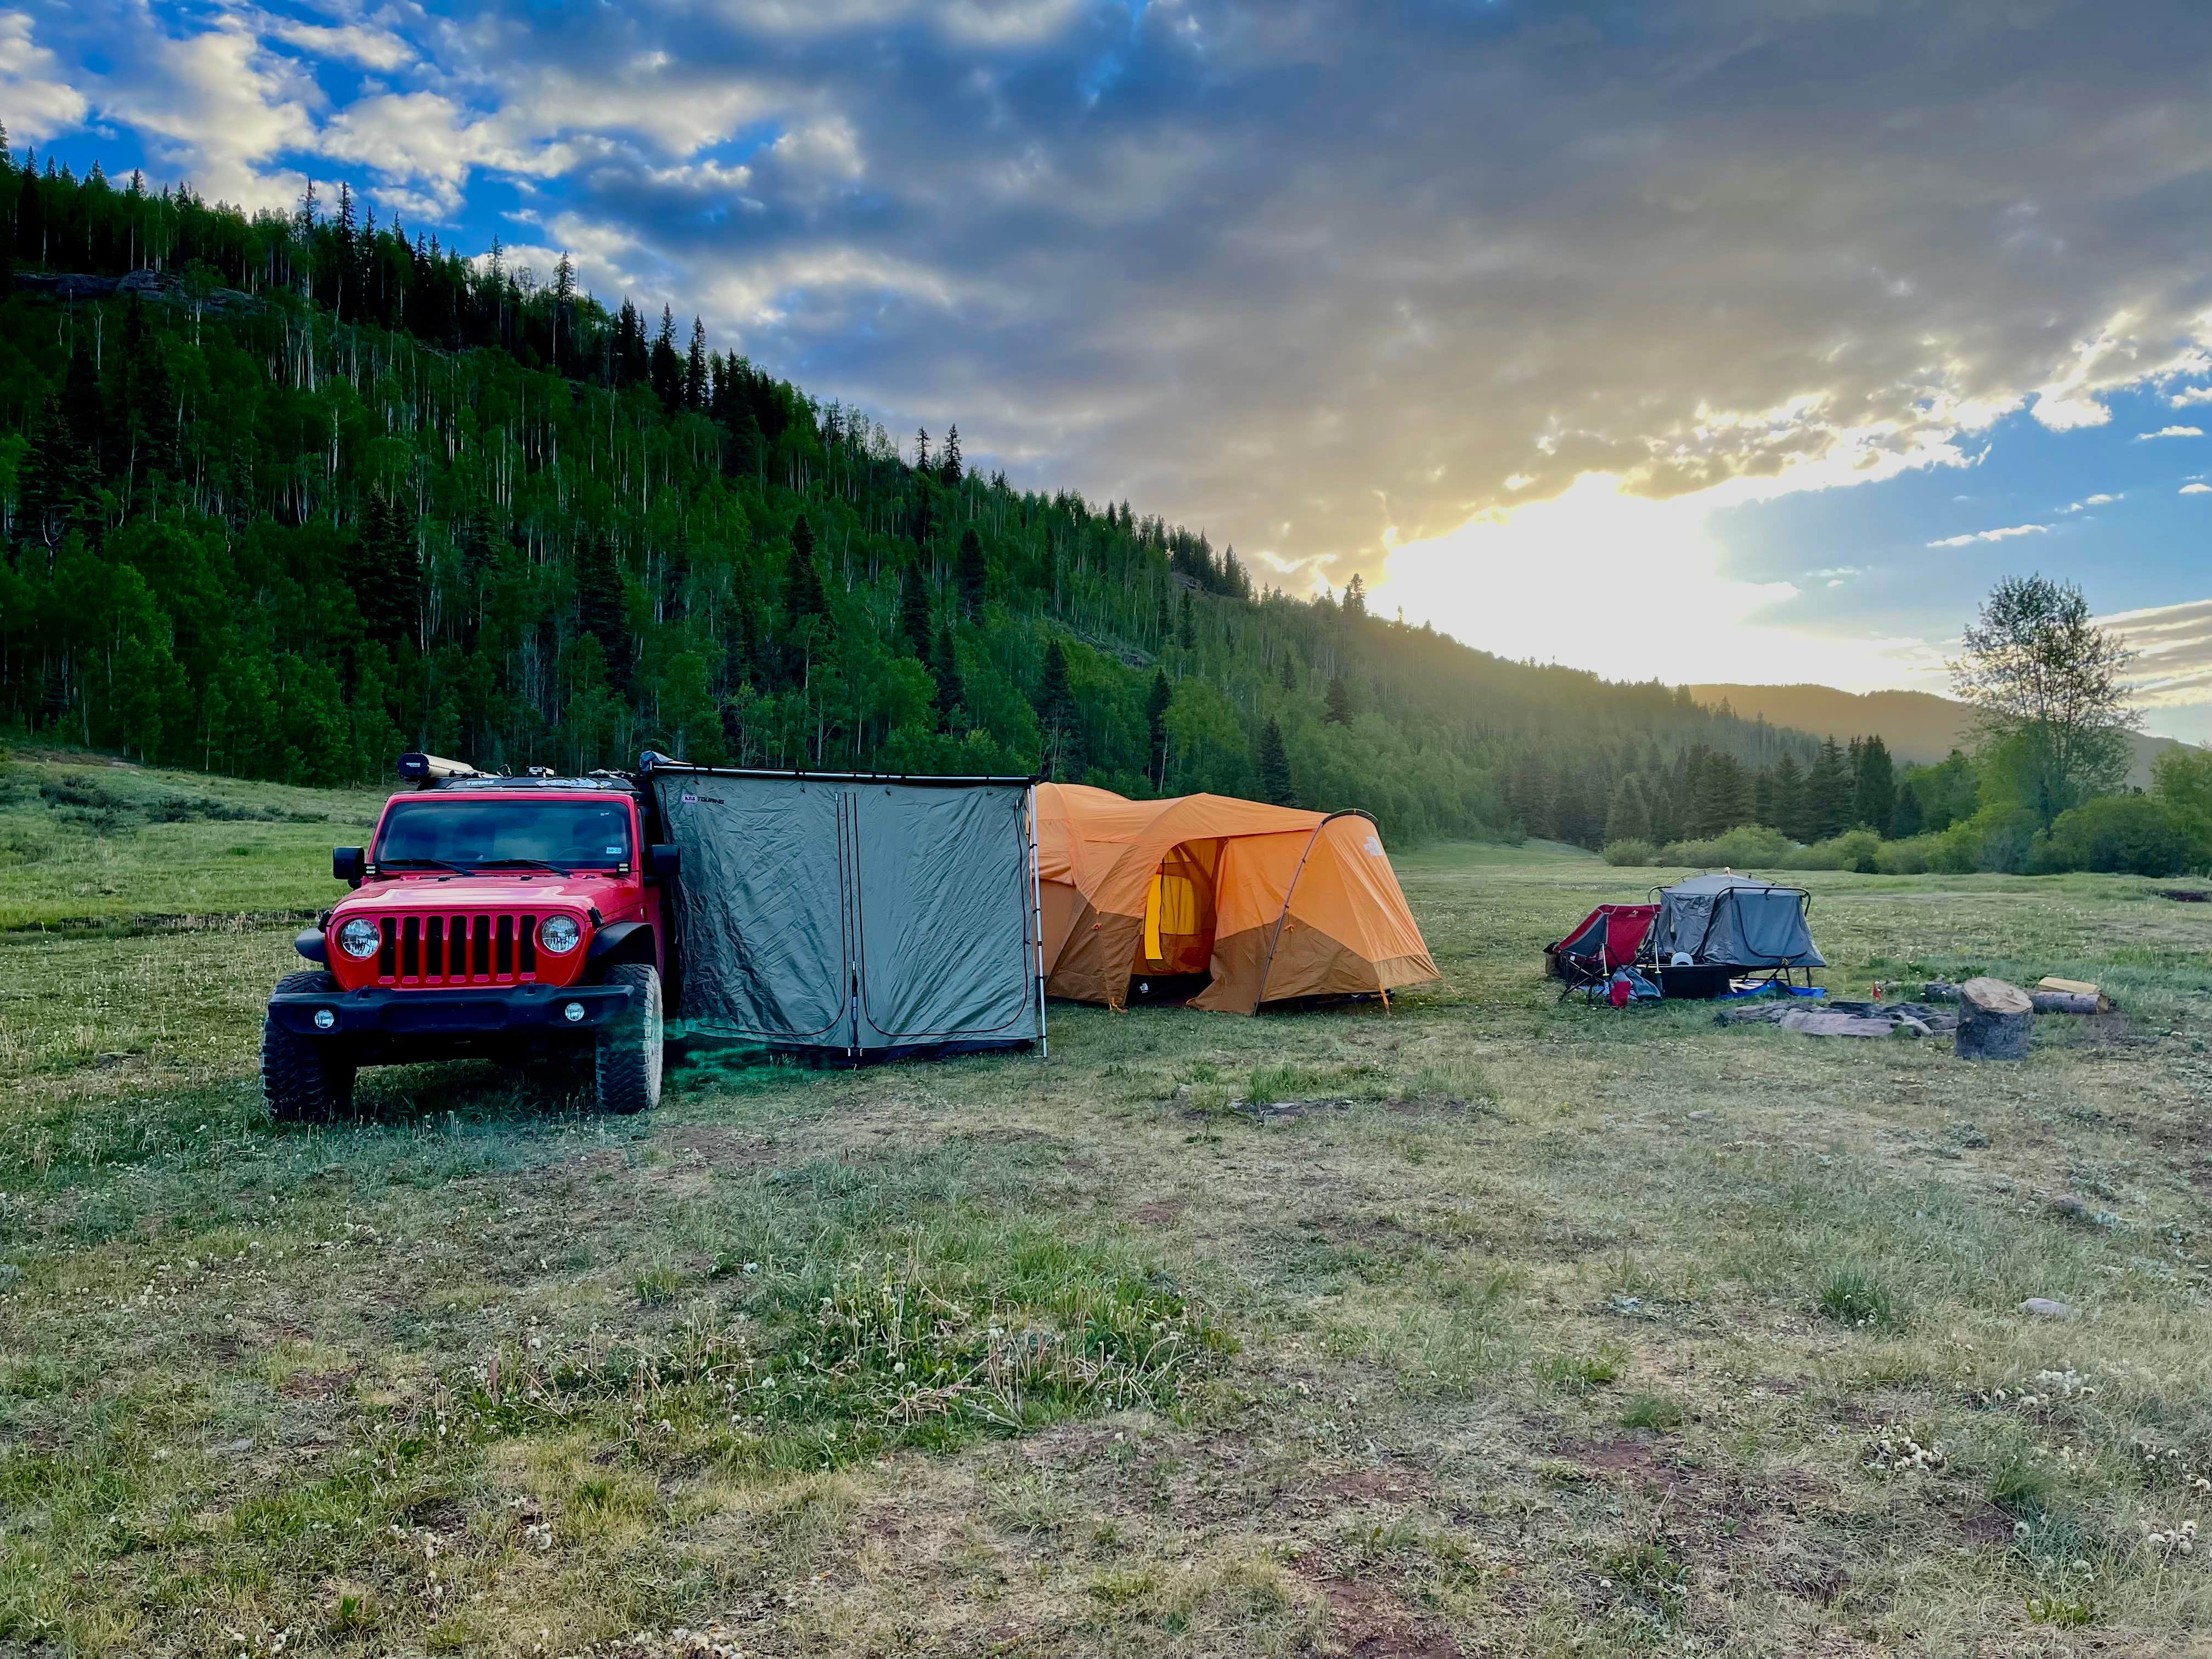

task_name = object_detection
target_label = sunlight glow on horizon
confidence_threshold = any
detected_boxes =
[1368,473,1955,696]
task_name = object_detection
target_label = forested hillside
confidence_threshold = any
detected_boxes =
[1691,683,2180,788]
[0,146,1814,844]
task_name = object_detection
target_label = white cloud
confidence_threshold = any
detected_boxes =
[2182,483,2211,495]
[2170,385,2212,407]
[0,10,88,141]
[499,66,776,160]
[2101,597,2212,718]
[95,16,315,209]
[2136,425,2204,440]
[763,120,865,190]
[1925,523,2051,548]
[2057,492,2120,512]
[319,91,572,218]
[265,19,413,71]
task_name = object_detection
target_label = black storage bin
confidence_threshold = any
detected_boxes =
[1658,964,1733,1001]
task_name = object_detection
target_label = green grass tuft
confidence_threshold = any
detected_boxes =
[1537,1344,1624,1392]
[1817,1265,1903,1330]
[1618,1392,1685,1431]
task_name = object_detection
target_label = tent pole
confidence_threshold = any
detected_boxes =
[1028,785,1048,1058]
[1251,810,1370,1014]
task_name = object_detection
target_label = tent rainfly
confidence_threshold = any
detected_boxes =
[1648,874,1825,970]
[644,760,1045,1059]
[1034,783,1439,1012]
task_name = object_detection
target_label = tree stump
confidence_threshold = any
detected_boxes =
[1955,977,2033,1060]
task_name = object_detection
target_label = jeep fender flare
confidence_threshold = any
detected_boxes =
[586,921,657,974]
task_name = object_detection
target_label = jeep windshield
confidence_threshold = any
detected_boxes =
[374,800,633,873]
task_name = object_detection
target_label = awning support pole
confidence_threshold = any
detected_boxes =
[1251,810,1374,1014]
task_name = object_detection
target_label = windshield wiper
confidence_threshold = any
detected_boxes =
[472,857,578,877]
[378,857,475,876]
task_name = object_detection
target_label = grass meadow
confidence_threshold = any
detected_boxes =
[3,747,2211,1657]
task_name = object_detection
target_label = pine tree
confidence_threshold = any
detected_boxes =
[1278,653,1297,692]
[1037,637,1082,779]
[685,317,708,411]
[1324,675,1351,724]
[1342,573,1368,619]
[1890,783,1924,839]
[574,527,632,691]
[1177,591,1196,650]
[931,623,963,729]
[1769,752,1809,840]
[650,306,681,409]
[1695,752,1753,835]
[898,558,932,656]
[1807,736,1853,838]
[16,393,86,553]
[1605,776,1650,844]
[60,346,103,477]
[940,424,962,484]
[1257,716,1293,806]
[954,526,987,617]
[785,514,826,630]
[1508,751,1553,839]
[1553,770,1597,848]
[333,180,357,318]
[121,297,176,480]
[353,493,423,651]
[1144,669,1172,789]
[1853,734,1895,831]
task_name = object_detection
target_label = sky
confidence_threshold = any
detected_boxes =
[10,0,2212,738]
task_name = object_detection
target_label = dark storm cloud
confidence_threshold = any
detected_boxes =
[31,0,2212,588]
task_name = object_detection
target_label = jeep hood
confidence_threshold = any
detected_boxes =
[340,874,625,910]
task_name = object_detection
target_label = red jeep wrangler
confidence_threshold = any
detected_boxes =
[262,753,679,1121]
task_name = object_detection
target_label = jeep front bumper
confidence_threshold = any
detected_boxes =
[267,982,633,1039]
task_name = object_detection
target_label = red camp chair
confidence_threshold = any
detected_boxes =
[1543,903,1659,1001]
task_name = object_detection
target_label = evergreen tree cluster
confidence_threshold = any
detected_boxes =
[0,146,1837,840]
[1576,730,1972,854]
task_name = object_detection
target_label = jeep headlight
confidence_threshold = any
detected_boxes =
[538,915,582,955]
[336,917,381,959]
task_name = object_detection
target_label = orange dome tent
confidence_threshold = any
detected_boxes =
[1034,783,1440,1012]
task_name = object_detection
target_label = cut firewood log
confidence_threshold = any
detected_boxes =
[1925,980,2108,1015]
[2029,991,2106,1015]
[1955,977,2033,1060]
[2036,976,2099,997]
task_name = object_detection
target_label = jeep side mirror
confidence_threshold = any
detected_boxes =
[647,844,681,884]
[334,847,366,886]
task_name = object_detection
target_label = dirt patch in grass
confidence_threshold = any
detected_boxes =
[1305,1571,1465,1658]
[277,1365,358,1399]
[1563,1434,1680,1488]
[1316,1467,1441,1504]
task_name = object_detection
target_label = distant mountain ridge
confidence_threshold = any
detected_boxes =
[1686,684,2182,788]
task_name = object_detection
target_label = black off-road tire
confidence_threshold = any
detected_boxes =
[263,971,357,1124]
[593,963,663,1115]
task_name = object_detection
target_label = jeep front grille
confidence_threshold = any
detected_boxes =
[376,914,539,985]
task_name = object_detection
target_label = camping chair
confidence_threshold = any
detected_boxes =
[1543,903,1659,1002]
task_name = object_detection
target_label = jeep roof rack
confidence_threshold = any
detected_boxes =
[396,752,639,792]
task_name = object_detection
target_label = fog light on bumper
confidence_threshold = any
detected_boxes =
[313,1008,336,1031]
[563,1002,586,1023]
